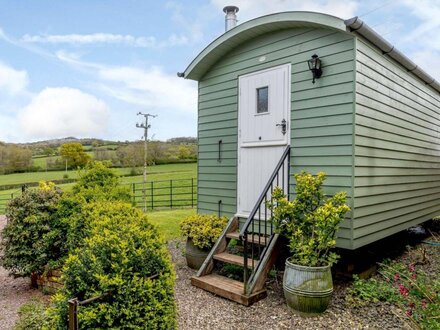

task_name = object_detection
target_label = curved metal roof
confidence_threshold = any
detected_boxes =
[181,11,439,95]
[182,12,348,81]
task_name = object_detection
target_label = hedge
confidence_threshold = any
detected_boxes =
[48,202,176,329]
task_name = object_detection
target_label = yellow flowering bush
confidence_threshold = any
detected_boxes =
[180,214,228,250]
[38,181,56,192]
[269,172,350,267]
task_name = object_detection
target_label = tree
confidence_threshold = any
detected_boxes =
[43,147,55,157]
[59,143,90,169]
[93,148,115,164]
[0,144,33,174]
[116,142,143,168]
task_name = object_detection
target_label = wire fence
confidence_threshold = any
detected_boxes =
[130,178,196,211]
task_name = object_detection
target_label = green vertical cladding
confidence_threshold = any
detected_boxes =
[352,37,440,249]
[197,27,356,249]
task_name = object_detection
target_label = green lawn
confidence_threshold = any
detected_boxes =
[0,163,196,186]
[147,208,195,240]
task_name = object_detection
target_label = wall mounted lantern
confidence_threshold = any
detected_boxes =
[307,54,322,84]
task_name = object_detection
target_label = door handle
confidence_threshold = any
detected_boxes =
[276,119,287,135]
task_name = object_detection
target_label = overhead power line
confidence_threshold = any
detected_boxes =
[358,1,393,19]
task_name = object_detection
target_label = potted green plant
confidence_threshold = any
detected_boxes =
[180,214,228,269]
[269,171,350,315]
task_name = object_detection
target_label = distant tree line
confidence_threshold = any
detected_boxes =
[0,137,197,174]
[101,141,197,167]
[0,143,33,174]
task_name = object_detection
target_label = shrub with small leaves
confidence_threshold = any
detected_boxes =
[268,171,350,267]
[72,161,132,204]
[0,183,63,276]
[180,214,228,250]
[48,202,176,329]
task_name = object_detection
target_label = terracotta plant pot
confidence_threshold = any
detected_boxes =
[283,258,333,315]
[185,238,210,270]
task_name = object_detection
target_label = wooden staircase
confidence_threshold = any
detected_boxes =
[191,146,291,306]
[191,217,280,306]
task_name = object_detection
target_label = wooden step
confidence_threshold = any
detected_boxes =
[226,231,268,246]
[191,274,266,306]
[213,252,258,268]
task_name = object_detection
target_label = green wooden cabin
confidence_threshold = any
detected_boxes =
[179,11,440,305]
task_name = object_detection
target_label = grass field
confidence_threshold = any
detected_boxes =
[0,163,197,214]
[0,163,196,186]
[147,208,195,240]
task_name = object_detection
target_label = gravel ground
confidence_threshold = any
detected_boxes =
[0,215,45,330]
[170,238,414,330]
[0,213,436,329]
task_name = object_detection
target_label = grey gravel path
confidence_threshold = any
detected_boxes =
[169,239,411,330]
[0,214,424,329]
[0,215,44,330]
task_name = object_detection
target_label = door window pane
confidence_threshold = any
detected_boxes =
[256,87,268,114]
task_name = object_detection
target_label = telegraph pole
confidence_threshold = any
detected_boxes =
[136,112,157,212]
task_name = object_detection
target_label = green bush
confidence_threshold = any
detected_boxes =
[48,202,176,329]
[0,183,63,276]
[72,161,132,203]
[1,162,133,278]
[180,214,228,250]
[269,171,350,267]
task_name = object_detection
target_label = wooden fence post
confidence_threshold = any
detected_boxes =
[151,181,154,210]
[68,298,79,330]
[132,183,135,206]
[170,180,173,208]
[191,178,194,208]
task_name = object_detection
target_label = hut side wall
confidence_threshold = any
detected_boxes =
[353,37,440,248]
[197,27,356,249]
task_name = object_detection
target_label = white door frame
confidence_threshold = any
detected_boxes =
[236,63,291,218]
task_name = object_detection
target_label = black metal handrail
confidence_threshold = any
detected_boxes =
[239,145,290,293]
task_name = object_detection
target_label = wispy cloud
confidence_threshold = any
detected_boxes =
[394,0,440,80]
[56,50,197,114]
[401,0,440,50]
[21,32,189,48]
[0,26,56,59]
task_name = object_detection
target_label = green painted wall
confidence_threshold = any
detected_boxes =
[197,27,356,249]
[352,37,440,248]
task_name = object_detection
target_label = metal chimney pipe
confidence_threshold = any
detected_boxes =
[223,6,239,31]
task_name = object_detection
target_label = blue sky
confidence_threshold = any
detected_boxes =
[0,0,439,143]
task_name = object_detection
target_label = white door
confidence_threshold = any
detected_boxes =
[237,64,291,217]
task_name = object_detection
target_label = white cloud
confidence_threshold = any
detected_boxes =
[97,66,197,112]
[166,1,205,43]
[18,87,109,140]
[210,0,359,22]
[0,62,29,95]
[401,0,440,47]
[21,32,189,48]
[396,0,440,81]
[55,51,197,114]
[411,51,440,82]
